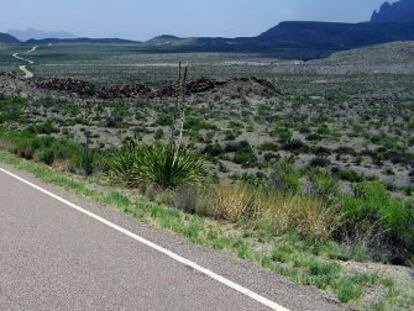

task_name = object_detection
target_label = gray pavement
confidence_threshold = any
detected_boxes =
[0,165,349,311]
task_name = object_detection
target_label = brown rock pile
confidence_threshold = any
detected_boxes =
[152,79,226,97]
[36,78,95,95]
[33,77,280,99]
[97,84,152,99]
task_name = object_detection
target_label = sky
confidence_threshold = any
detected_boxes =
[1,0,395,41]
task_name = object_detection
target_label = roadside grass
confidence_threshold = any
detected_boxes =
[0,149,412,310]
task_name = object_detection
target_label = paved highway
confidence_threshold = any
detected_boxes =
[0,165,348,311]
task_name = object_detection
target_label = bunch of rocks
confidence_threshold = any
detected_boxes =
[36,78,95,95]
[32,77,280,99]
[153,79,227,97]
[97,84,152,99]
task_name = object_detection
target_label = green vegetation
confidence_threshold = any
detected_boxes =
[0,127,99,174]
[0,147,412,310]
[1,42,414,310]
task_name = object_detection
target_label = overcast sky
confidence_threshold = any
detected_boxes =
[1,0,393,40]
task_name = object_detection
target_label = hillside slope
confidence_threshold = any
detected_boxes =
[270,41,414,74]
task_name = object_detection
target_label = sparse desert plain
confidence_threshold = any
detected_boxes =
[0,40,413,310]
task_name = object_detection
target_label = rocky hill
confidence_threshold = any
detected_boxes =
[371,0,414,23]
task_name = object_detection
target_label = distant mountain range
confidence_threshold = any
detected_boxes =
[25,37,139,45]
[1,0,414,60]
[7,28,76,41]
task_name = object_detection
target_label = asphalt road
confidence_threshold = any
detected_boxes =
[0,165,349,311]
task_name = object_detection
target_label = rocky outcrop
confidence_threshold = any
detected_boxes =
[97,84,152,99]
[371,0,414,23]
[35,78,95,95]
[34,77,279,99]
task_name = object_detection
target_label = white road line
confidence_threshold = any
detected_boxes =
[0,167,290,311]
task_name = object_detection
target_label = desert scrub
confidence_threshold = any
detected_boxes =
[268,159,301,194]
[105,140,206,189]
[340,181,414,265]
[0,141,412,310]
[0,128,101,175]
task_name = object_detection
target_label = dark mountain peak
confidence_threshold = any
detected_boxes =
[0,32,20,45]
[154,34,181,40]
[371,0,414,23]
[147,34,183,44]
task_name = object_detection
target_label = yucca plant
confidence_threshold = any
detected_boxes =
[106,141,206,189]
[106,63,206,189]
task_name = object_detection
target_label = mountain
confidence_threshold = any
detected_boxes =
[140,21,414,60]
[1,1,413,60]
[249,21,414,58]
[0,32,19,45]
[8,28,76,41]
[147,35,186,45]
[142,1,414,58]
[26,37,139,45]
[371,0,414,23]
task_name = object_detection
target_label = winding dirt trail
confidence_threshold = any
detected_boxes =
[12,46,38,79]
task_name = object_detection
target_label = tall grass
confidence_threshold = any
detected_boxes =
[175,177,413,263]
[177,183,339,241]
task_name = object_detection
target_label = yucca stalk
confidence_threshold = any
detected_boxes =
[170,62,188,166]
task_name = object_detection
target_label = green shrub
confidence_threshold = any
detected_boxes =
[341,181,414,264]
[203,143,224,157]
[332,167,364,182]
[0,128,99,175]
[232,141,257,168]
[307,168,339,203]
[259,142,279,152]
[269,160,301,194]
[156,114,174,126]
[28,121,59,135]
[106,141,206,189]
[272,126,292,143]
[309,156,331,168]
[282,139,308,153]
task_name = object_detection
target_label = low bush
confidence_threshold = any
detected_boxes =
[340,181,414,264]
[27,121,59,135]
[0,128,99,175]
[309,156,331,168]
[282,139,309,153]
[231,141,257,167]
[269,160,301,194]
[203,143,224,157]
[306,168,339,203]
